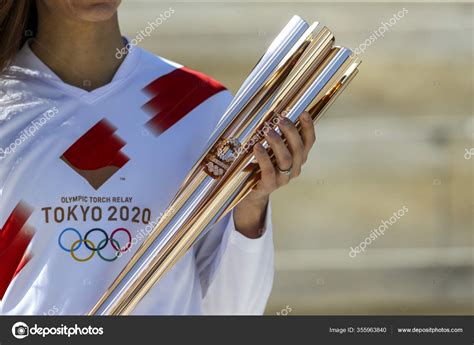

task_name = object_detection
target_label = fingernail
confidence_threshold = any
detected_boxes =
[281,117,291,126]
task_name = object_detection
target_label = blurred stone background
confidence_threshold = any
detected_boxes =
[119,0,473,314]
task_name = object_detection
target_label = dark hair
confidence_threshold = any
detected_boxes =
[0,0,37,72]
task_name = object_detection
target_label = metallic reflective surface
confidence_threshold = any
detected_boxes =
[89,16,361,315]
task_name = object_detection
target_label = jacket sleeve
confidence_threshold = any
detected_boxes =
[193,202,274,315]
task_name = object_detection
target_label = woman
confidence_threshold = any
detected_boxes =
[0,0,316,315]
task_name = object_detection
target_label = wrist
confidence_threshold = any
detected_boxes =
[239,192,270,209]
[233,194,269,239]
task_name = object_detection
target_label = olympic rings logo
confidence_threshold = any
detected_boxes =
[58,227,132,262]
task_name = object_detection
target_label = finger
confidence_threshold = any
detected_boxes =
[299,112,316,161]
[253,143,277,192]
[278,117,304,176]
[264,129,292,185]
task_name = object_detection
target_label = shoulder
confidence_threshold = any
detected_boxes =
[137,48,231,99]
[136,48,233,135]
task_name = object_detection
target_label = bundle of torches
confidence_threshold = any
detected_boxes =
[89,15,361,315]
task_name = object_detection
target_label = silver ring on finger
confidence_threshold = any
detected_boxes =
[277,162,293,176]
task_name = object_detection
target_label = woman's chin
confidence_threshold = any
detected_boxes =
[68,0,121,22]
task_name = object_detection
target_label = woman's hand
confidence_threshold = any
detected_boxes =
[233,111,316,238]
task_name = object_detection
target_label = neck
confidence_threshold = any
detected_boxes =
[31,12,126,91]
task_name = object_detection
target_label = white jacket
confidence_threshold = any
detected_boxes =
[0,41,274,315]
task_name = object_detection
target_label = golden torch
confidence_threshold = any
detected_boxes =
[89,15,361,315]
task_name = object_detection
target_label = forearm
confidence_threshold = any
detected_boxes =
[233,195,269,239]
